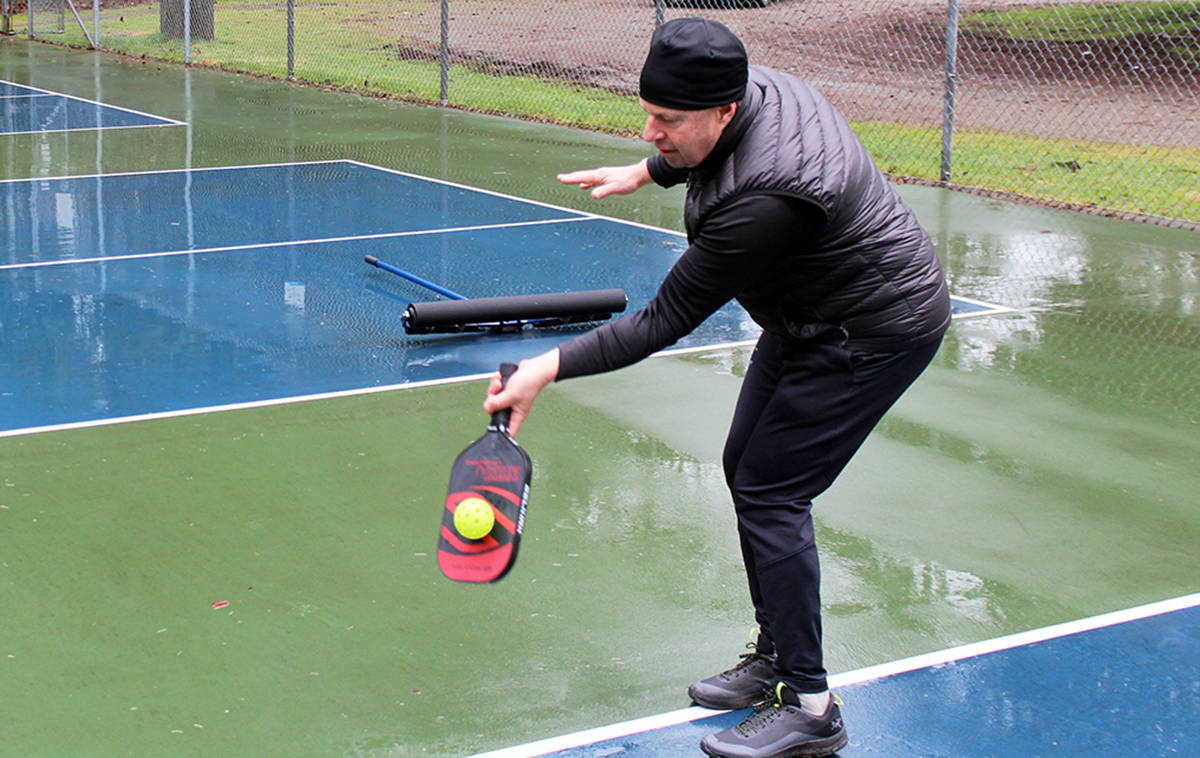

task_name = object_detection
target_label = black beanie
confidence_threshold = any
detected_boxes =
[639,18,748,110]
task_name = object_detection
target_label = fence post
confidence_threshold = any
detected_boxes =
[287,0,294,79]
[183,0,191,64]
[439,0,450,105]
[655,0,664,29]
[940,0,959,184]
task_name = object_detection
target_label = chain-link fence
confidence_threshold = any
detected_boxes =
[6,0,1200,226]
[3,0,66,36]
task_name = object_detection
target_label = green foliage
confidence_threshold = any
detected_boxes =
[962,1,1200,44]
[858,122,1200,222]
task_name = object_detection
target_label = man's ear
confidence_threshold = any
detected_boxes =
[717,102,738,127]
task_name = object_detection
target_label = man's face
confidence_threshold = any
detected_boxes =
[640,99,737,169]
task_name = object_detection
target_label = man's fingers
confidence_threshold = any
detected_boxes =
[559,160,650,199]
[483,380,508,415]
[483,387,527,436]
[481,349,557,437]
[590,184,617,199]
[557,170,599,188]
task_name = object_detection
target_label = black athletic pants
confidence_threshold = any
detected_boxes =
[722,331,942,693]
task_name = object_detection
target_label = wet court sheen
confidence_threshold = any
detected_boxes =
[1,40,1197,757]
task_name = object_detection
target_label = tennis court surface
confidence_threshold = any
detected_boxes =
[2,159,1006,435]
[1,78,181,134]
[474,594,1200,756]
[1,40,1197,758]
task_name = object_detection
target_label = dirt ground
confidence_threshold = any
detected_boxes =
[431,0,1199,149]
[14,0,1197,149]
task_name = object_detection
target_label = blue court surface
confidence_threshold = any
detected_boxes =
[472,594,1200,757]
[0,160,1005,435]
[0,79,182,134]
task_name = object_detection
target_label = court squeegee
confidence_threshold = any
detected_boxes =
[365,255,628,335]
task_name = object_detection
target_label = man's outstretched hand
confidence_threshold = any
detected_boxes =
[557,158,653,200]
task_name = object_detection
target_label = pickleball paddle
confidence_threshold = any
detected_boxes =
[437,363,532,583]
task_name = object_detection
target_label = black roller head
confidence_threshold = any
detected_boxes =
[403,289,628,334]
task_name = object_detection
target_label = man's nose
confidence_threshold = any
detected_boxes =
[641,118,662,143]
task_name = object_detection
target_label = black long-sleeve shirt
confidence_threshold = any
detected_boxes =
[557,178,823,380]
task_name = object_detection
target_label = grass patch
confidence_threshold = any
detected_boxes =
[57,0,645,131]
[962,1,1200,44]
[856,122,1200,222]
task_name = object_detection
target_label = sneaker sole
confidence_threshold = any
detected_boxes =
[688,682,777,710]
[699,728,848,758]
[689,691,773,710]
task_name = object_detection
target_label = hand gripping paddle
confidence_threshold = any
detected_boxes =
[437,363,532,583]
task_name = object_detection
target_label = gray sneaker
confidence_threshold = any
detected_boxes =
[689,633,777,709]
[700,684,848,758]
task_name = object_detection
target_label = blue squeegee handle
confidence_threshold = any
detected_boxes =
[364,255,468,301]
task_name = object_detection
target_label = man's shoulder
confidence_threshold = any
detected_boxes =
[749,65,819,96]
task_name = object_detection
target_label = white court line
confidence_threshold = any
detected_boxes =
[0,341,735,439]
[0,160,1013,318]
[0,304,1004,439]
[0,372,496,440]
[0,82,45,96]
[949,293,1017,318]
[0,78,185,126]
[1,122,183,136]
[0,159,597,273]
[622,294,1014,361]
[0,157,654,231]
[0,157,1013,313]
[0,159,1012,438]
[0,157,599,228]
[0,158,345,184]
[0,216,592,272]
[466,592,1200,758]
[346,159,627,228]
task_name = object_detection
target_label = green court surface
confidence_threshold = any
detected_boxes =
[2,39,1199,757]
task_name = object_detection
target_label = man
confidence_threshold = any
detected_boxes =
[484,17,950,758]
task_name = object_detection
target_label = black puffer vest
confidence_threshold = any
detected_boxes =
[685,66,951,350]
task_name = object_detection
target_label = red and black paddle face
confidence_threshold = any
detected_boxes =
[437,364,532,583]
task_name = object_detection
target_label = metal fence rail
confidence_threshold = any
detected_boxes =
[6,0,1200,226]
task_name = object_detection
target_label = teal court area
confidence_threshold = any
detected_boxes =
[2,159,1005,434]
[1,39,1197,757]
[476,595,1200,756]
[1,78,181,133]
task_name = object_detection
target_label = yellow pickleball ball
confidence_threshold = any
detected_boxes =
[454,497,495,540]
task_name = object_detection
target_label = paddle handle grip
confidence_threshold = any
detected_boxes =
[492,362,518,431]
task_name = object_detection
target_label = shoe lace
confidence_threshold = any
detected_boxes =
[720,641,771,681]
[733,689,786,737]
